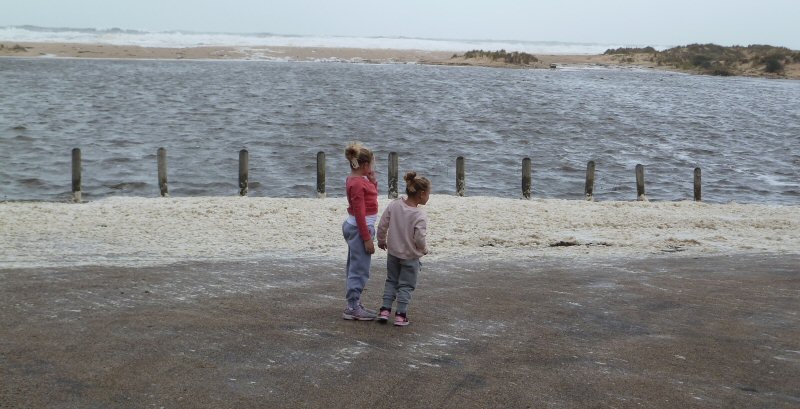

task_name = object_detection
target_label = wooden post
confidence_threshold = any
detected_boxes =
[456,156,465,197]
[316,151,326,198]
[694,167,702,202]
[521,157,532,199]
[388,152,398,199]
[635,164,647,201]
[71,148,81,203]
[238,149,249,196]
[584,160,595,201]
[157,147,168,197]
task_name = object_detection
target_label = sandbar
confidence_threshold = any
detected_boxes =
[0,41,675,71]
[5,41,799,78]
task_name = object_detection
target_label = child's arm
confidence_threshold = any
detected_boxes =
[414,215,428,255]
[376,204,391,250]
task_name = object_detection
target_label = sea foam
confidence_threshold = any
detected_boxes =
[2,195,798,268]
[0,25,665,54]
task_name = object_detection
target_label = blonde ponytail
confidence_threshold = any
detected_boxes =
[344,142,373,169]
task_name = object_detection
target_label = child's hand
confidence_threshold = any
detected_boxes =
[364,240,375,254]
[378,242,387,251]
[366,170,377,183]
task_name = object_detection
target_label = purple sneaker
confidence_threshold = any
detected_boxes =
[342,305,377,321]
[359,304,377,315]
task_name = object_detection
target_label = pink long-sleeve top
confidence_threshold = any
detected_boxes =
[376,198,429,259]
[346,176,379,241]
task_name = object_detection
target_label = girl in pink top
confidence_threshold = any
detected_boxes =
[341,142,379,321]
[376,172,431,326]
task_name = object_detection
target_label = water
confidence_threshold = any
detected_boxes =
[1,58,799,204]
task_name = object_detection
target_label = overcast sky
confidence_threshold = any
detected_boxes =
[3,0,799,49]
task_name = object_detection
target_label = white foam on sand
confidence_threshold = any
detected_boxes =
[0,26,646,55]
[1,195,799,268]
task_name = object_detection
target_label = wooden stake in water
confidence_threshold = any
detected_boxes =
[239,149,249,196]
[585,160,596,201]
[157,147,168,197]
[316,151,326,198]
[694,167,702,202]
[71,148,81,203]
[456,156,466,197]
[522,157,532,199]
[635,164,647,201]
[388,152,398,199]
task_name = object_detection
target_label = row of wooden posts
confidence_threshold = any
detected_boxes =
[69,148,703,203]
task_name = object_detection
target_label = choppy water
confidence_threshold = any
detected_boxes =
[1,57,799,204]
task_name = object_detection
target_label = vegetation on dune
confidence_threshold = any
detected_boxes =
[0,44,30,52]
[13,44,28,51]
[452,49,539,65]
[602,47,658,64]
[603,47,657,55]
[452,44,798,77]
[604,43,800,76]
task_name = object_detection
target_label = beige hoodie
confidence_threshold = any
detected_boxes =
[376,198,429,259]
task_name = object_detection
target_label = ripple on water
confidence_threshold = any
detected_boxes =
[0,59,798,204]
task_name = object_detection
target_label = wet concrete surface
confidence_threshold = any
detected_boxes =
[1,253,799,408]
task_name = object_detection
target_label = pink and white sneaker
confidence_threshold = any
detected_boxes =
[377,308,391,323]
[393,313,410,327]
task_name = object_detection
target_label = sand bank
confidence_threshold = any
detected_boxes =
[3,42,799,78]
[0,41,651,70]
[2,195,798,268]
[0,41,455,64]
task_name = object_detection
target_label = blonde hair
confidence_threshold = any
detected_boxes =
[344,142,374,169]
[404,171,430,197]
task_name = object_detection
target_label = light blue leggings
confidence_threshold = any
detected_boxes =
[342,221,374,309]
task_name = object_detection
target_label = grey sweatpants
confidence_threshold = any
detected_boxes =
[381,253,420,314]
[343,221,374,309]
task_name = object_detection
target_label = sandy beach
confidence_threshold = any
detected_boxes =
[2,195,799,268]
[0,41,659,71]
[0,41,453,63]
[2,195,799,405]
[2,197,799,408]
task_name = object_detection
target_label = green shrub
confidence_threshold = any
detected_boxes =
[456,49,538,65]
[603,46,656,55]
[764,55,784,73]
[711,68,733,76]
[691,54,713,68]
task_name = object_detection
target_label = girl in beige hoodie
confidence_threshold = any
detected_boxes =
[376,172,431,326]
